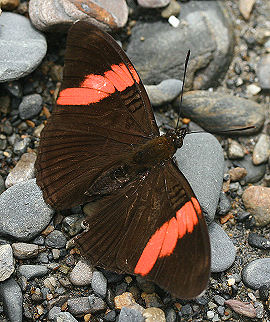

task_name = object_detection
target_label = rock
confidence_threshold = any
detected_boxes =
[67,297,91,316]
[229,167,247,181]
[246,84,261,96]
[54,312,79,321]
[12,242,39,259]
[239,0,256,20]
[161,0,181,19]
[91,271,107,298]
[88,294,106,313]
[145,79,183,107]
[0,244,15,282]
[176,91,264,134]
[209,222,236,272]
[225,299,256,318]
[48,306,61,320]
[137,0,170,8]
[5,152,37,188]
[0,278,23,322]
[29,0,128,32]
[248,232,270,250]
[19,94,43,120]
[175,132,224,222]
[127,1,234,89]
[13,137,31,155]
[45,230,67,249]
[242,186,270,226]
[233,154,266,183]
[0,176,5,195]
[0,179,54,241]
[18,264,48,280]
[114,292,136,309]
[216,191,231,216]
[119,306,144,322]
[143,307,166,321]
[0,12,47,82]
[252,134,270,165]
[62,214,84,237]
[69,260,93,286]
[227,139,245,159]
[258,54,270,90]
[1,0,20,10]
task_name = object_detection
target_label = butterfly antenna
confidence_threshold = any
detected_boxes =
[175,50,191,130]
[188,125,256,135]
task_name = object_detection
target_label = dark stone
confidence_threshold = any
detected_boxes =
[127,1,234,89]
[45,230,67,249]
[175,91,264,135]
[242,258,270,289]
[248,232,270,250]
[216,191,231,216]
[118,306,144,322]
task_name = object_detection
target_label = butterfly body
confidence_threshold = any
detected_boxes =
[35,21,210,299]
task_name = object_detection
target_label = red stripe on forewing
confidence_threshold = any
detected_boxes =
[134,199,200,276]
[57,63,138,106]
[134,221,168,276]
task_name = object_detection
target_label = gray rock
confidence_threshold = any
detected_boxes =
[0,179,53,241]
[45,230,67,249]
[0,12,47,82]
[258,54,270,90]
[12,242,39,259]
[62,214,84,237]
[145,79,183,107]
[5,152,36,188]
[177,91,264,134]
[127,1,234,89]
[119,306,144,322]
[67,297,91,316]
[13,137,31,155]
[252,134,270,165]
[216,191,231,216]
[18,264,48,280]
[88,294,107,313]
[19,94,43,120]
[227,139,245,159]
[91,271,107,298]
[0,244,14,282]
[48,306,61,321]
[54,312,78,322]
[176,132,224,223]
[233,154,266,184]
[0,278,23,322]
[0,175,5,195]
[248,232,270,250]
[69,260,93,286]
[209,222,236,272]
[138,0,170,8]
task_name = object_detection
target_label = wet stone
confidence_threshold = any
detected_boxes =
[45,230,67,249]
[248,232,270,250]
[127,1,234,89]
[242,186,270,227]
[178,91,264,134]
[0,244,14,282]
[209,222,236,272]
[19,94,43,120]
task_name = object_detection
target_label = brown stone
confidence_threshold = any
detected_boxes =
[229,167,247,182]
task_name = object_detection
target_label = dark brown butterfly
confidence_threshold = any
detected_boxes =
[35,21,210,299]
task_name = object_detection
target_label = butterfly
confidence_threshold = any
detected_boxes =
[35,21,210,299]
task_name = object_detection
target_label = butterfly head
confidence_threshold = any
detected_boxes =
[166,128,188,150]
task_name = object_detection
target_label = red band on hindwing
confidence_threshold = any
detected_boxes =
[57,63,139,106]
[134,199,201,276]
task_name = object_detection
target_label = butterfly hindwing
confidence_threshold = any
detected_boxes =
[76,160,210,299]
[35,21,159,210]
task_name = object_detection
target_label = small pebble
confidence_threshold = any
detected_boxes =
[248,232,270,250]
[19,94,43,120]
[13,137,31,155]
[242,258,270,289]
[225,299,256,318]
[143,307,166,322]
[228,167,247,181]
[91,270,107,298]
[69,260,93,286]
[252,134,270,165]
[227,139,245,159]
[239,0,256,20]
[258,54,270,90]
[45,230,67,249]
[54,312,78,321]
[18,264,48,280]
[0,244,14,282]
[137,0,170,8]
[12,242,39,259]
[246,84,261,96]
[114,292,136,309]
[242,186,270,226]
[67,297,92,316]
[88,294,106,313]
